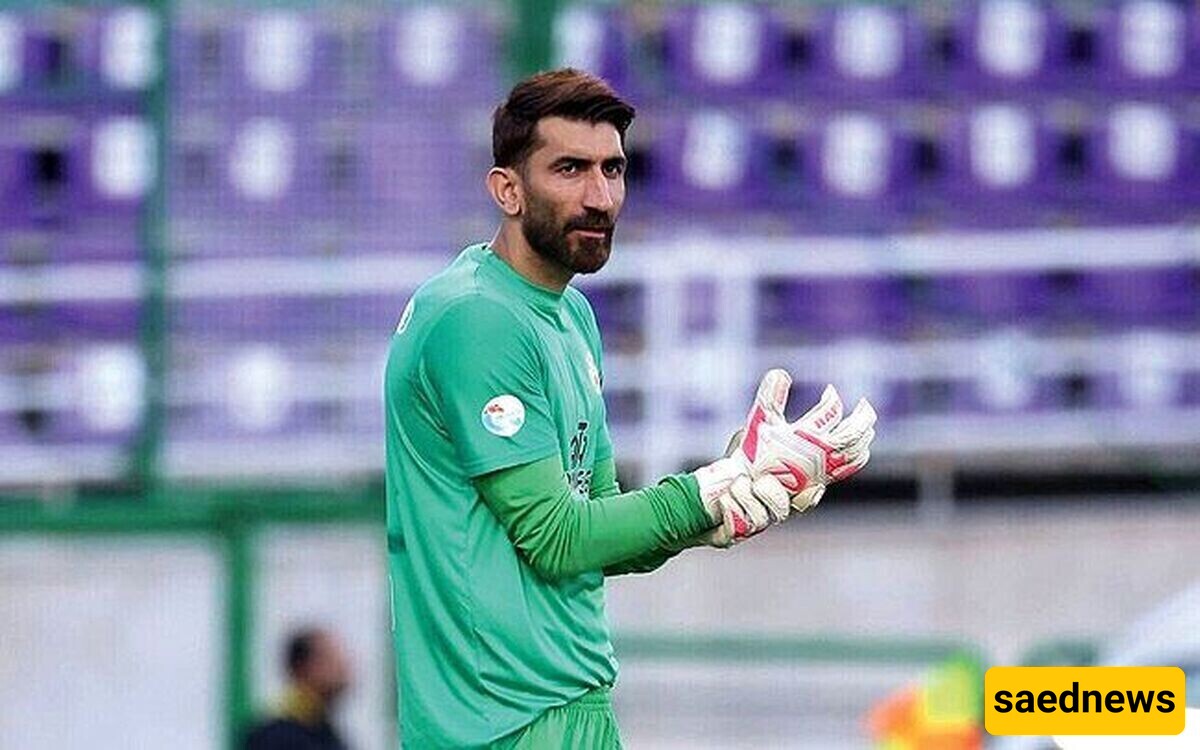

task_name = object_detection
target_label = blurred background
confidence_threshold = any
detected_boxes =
[0,0,1198,747]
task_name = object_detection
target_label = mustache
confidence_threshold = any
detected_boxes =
[565,214,614,233]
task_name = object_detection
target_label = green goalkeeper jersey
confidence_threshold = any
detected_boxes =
[384,243,625,748]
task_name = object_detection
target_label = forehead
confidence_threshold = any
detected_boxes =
[530,117,624,162]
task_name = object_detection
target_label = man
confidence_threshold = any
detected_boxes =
[244,627,353,750]
[384,68,877,749]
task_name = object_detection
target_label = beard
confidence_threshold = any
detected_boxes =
[520,190,614,276]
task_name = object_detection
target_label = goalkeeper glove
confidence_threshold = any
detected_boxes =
[731,381,877,514]
[692,369,798,547]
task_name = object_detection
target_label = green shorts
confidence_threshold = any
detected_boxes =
[493,686,622,750]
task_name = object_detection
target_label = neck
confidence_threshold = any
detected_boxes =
[490,221,572,293]
[281,683,326,726]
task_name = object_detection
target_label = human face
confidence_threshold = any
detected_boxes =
[518,117,627,276]
[305,632,352,706]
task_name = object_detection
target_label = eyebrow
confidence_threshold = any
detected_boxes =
[549,154,628,170]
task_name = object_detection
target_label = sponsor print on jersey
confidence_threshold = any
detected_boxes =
[481,394,526,437]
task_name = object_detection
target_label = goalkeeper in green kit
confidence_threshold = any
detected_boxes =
[383,69,877,749]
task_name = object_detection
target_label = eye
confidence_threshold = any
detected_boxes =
[558,162,580,175]
[603,161,626,178]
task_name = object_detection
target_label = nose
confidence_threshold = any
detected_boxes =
[582,166,615,213]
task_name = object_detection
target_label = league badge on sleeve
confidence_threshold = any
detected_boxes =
[481,394,526,437]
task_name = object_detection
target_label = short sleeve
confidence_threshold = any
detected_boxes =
[566,288,612,462]
[422,296,560,477]
[594,417,613,463]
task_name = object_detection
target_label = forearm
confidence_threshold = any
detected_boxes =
[602,536,698,576]
[589,457,705,577]
[475,456,714,583]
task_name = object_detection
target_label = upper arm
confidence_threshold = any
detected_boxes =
[589,455,620,500]
[567,289,613,461]
[422,297,560,477]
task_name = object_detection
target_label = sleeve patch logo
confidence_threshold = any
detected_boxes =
[481,394,525,437]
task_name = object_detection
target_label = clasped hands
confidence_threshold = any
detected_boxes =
[692,369,877,547]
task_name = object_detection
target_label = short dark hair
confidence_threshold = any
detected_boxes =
[285,627,323,677]
[492,68,635,170]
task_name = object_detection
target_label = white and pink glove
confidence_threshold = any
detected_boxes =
[693,369,877,547]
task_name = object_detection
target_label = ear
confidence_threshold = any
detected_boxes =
[485,167,523,218]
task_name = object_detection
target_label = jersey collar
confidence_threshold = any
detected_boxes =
[479,244,565,315]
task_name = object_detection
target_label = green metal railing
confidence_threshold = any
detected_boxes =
[133,0,170,495]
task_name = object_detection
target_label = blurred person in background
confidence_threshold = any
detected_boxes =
[244,627,352,750]
[384,68,876,748]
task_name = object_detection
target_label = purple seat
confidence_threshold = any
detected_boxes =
[1038,104,1103,220]
[870,379,908,420]
[233,9,327,103]
[758,276,908,343]
[79,108,153,224]
[170,11,238,101]
[4,298,140,346]
[810,3,922,100]
[0,303,34,343]
[361,109,484,224]
[1031,372,1125,411]
[48,299,141,343]
[168,109,230,219]
[0,230,51,265]
[1078,267,1198,329]
[21,11,88,90]
[585,284,644,352]
[1094,102,1188,221]
[165,343,374,444]
[947,0,1065,94]
[1117,333,1185,408]
[17,345,145,444]
[0,12,27,95]
[1043,2,1107,91]
[1180,371,1200,407]
[751,108,821,217]
[307,13,379,102]
[1,228,138,266]
[53,5,156,96]
[919,272,1059,331]
[19,410,138,445]
[53,228,141,262]
[943,103,1051,227]
[192,110,304,223]
[553,5,632,93]
[892,107,961,219]
[653,108,772,212]
[0,414,26,447]
[1097,0,1198,92]
[894,377,983,415]
[92,5,159,93]
[5,110,83,227]
[811,110,907,230]
[0,123,22,227]
[379,5,501,105]
[662,3,786,99]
